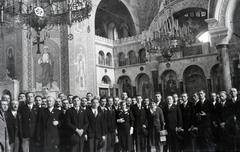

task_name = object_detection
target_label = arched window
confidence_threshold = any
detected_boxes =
[118,52,126,66]
[102,75,111,84]
[128,50,137,64]
[98,51,105,65]
[139,49,147,63]
[106,53,112,66]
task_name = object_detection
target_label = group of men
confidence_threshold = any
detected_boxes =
[0,89,240,152]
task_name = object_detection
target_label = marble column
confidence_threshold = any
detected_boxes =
[216,44,232,91]
[21,28,29,92]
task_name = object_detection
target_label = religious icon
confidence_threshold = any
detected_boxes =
[6,47,15,79]
[37,46,54,88]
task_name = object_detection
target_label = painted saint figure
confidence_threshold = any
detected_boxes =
[6,48,15,79]
[38,46,53,88]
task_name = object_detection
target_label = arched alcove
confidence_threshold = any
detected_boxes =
[98,51,105,65]
[183,65,207,96]
[102,75,111,85]
[95,0,136,39]
[117,76,132,97]
[106,53,112,66]
[139,48,147,63]
[128,50,137,65]
[118,52,126,66]
[135,73,151,99]
[161,70,178,98]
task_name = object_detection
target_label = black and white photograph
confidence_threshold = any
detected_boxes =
[0,0,240,152]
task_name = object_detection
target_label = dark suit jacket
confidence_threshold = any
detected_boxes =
[98,106,108,135]
[146,107,165,131]
[0,110,8,152]
[218,100,234,123]
[195,99,213,128]
[106,106,116,134]
[18,104,38,139]
[59,109,71,145]
[66,107,89,135]
[179,101,195,130]
[5,110,22,144]
[163,104,182,131]
[36,108,61,148]
[86,108,105,139]
[130,104,148,135]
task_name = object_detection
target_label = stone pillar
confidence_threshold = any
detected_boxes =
[216,44,232,91]
[21,28,29,92]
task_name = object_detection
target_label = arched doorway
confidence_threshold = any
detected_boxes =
[118,76,132,97]
[161,70,178,98]
[136,73,151,99]
[210,64,222,93]
[183,65,207,96]
[99,75,112,97]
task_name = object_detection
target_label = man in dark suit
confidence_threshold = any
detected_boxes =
[66,96,89,152]
[179,93,195,152]
[146,101,165,152]
[0,100,10,152]
[106,97,116,152]
[86,97,106,152]
[36,96,61,152]
[195,90,214,152]
[209,93,220,150]
[5,100,22,152]
[59,99,70,152]
[218,91,235,151]
[230,88,240,117]
[130,95,148,152]
[163,96,182,152]
[19,92,38,152]
[98,97,108,152]
[155,92,167,110]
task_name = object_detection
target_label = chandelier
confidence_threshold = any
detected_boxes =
[142,12,196,61]
[0,0,92,54]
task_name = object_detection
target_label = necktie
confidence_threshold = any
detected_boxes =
[94,110,97,117]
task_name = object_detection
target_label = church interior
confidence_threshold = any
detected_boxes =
[0,0,239,99]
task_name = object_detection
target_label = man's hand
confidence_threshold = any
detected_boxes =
[52,120,59,126]
[220,122,226,128]
[130,127,134,135]
[84,135,88,141]
[76,128,84,136]
[117,118,125,123]
[102,136,106,141]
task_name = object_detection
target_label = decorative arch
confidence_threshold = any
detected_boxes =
[118,52,126,66]
[98,51,105,65]
[102,75,111,85]
[183,65,207,96]
[128,50,137,65]
[117,75,132,97]
[106,53,112,66]
[135,73,151,99]
[161,70,178,98]
[94,0,137,38]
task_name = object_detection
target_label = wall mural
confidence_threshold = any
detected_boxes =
[74,46,86,90]
[6,47,15,79]
[161,70,178,97]
[34,44,60,92]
